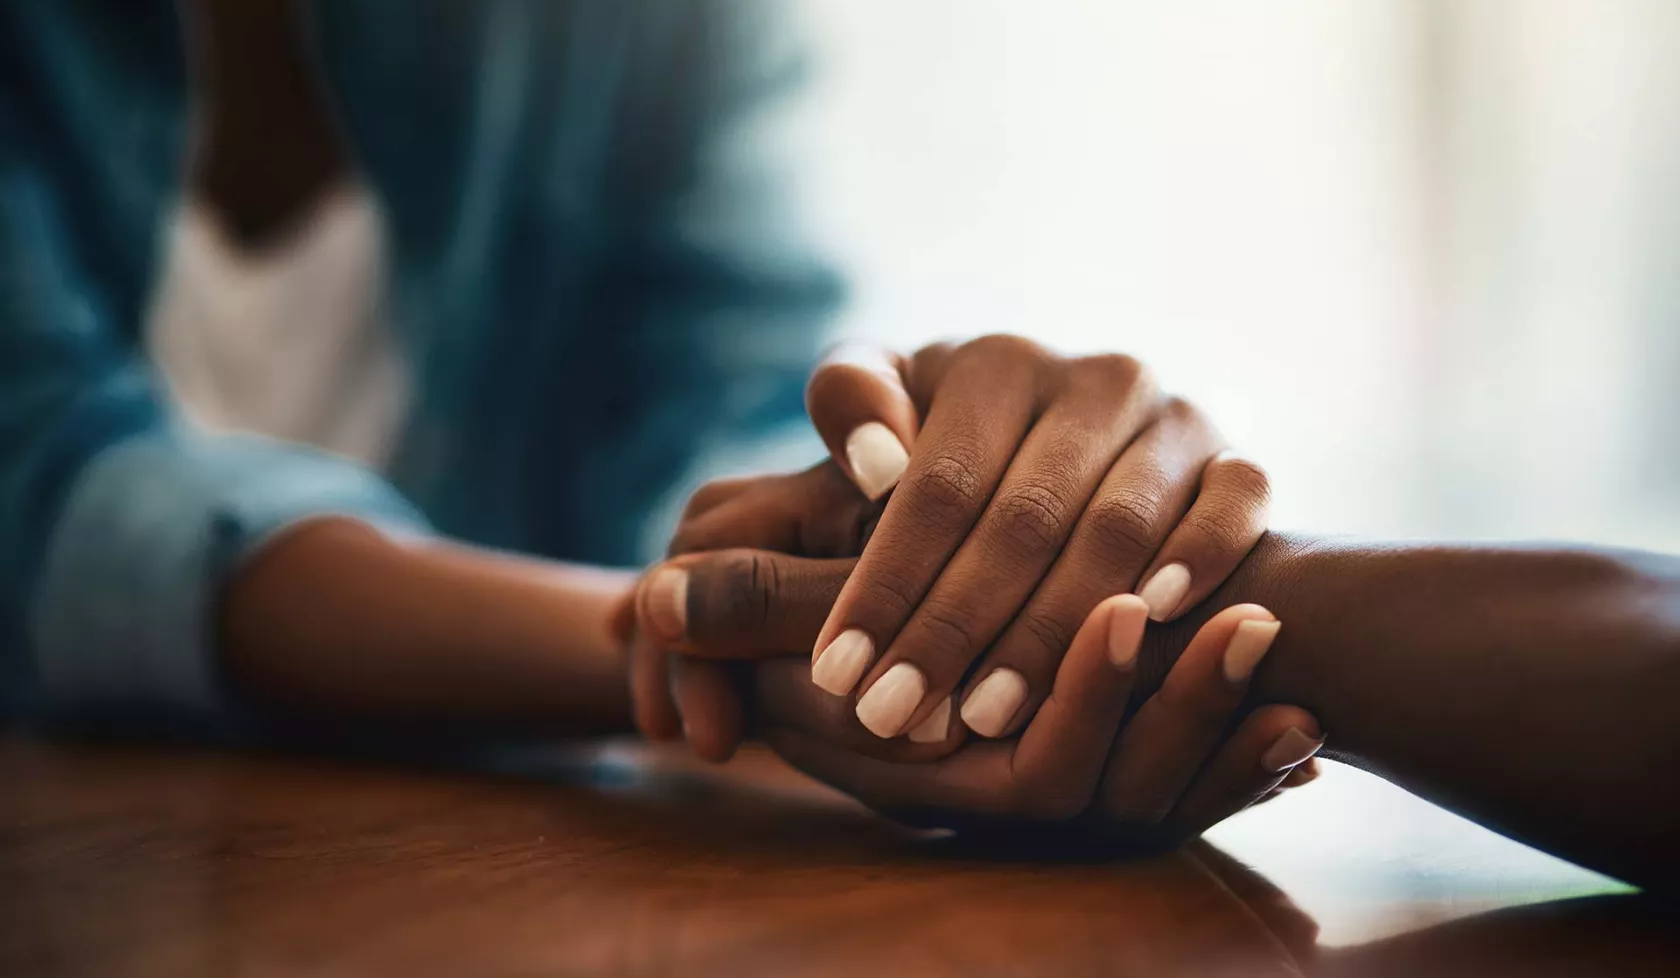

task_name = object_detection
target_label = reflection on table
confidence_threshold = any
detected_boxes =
[0,738,1670,977]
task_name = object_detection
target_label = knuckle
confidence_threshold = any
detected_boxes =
[1180,506,1255,557]
[1085,488,1165,563]
[1014,606,1078,664]
[697,551,778,638]
[852,562,924,623]
[678,479,731,521]
[985,482,1071,559]
[1213,455,1272,505]
[910,601,984,664]
[1075,352,1146,392]
[1160,394,1199,424]
[963,333,1050,367]
[903,452,987,526]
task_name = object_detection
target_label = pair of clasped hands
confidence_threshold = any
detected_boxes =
[621,337,1323,843]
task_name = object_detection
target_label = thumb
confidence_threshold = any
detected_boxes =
[806,344,918,501]
[636,549,855,658]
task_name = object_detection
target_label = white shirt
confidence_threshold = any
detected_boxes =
[144,186,410,468]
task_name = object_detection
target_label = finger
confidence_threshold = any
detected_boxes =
[1280,756,1321,788]
[1098,603,1282,823]
[767,594,1147,820]
[667,462,873,559]
[806,343,919,501]
[1166,705,1322,834]
[1001,593,1148,818]
[629,639,682,742]
[679,476,760,523]
[669,657,748,763]
[807,337,1052,717]
[755,656,965,762]
[852,359,1160,740]
[636,550,854,657]
[1133,450,1272,623]
[957,402,1217,739]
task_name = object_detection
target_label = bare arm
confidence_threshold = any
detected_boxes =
[1159,533,1680,887]
[632,515,1680,886]
[219,518,636,737]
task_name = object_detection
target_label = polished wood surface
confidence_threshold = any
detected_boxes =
[0,737,1673,977]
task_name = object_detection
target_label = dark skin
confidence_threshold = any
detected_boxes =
[633,508,1680,889]
[636,460,1322,845]
[219,337,1312,844]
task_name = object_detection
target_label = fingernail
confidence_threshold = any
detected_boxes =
[644,566,688,641]
[1262,727,1324,772]
[1106,594,1149,668]
[845,422,910,501]
[1137,563,1192,622]
[1287,759,1322,785]
[1223,618,1280,684]
[812,629,874,696]
[855,662,927,738]
[908,696,953,743]
[959,668,1027,738]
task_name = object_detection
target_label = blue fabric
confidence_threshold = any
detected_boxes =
[0,0,841,730]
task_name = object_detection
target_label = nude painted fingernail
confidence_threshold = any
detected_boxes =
[1223,618,1280,684]
[812,629,874,696]
[1106,594,1149,668]
[1262,727,1324,772]
[643,566,688,641]
[908,696,953,743]
[959,668,1027,737]
[855,662,927,738]
[1137,562,1192,622]
[845,422,910,501]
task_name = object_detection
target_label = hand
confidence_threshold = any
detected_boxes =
[629,543,1323,844]
[801,337,1272,744]
[763,597,1323,844]
[625,460,876,757]
[631,336,1271,757]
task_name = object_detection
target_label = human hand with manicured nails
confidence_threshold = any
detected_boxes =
[632,335,1275,755]
[769,600,1323,841]
[633,546,1322,839]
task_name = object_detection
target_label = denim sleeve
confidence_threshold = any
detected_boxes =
[0,66,427,732]
[27,430,426,730]
[564,0,845,565]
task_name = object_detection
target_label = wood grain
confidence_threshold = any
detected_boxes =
[0,738,1673,977]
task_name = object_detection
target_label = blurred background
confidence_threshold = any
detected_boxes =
[796,0,1675,934]
[16,0,1667,944]
[805,0,1680,548]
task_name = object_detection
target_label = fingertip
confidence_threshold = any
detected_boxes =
[639,564,689,643]
[1137,562,1192,622]
[1209,602,1277,627]
[1223,618,1281,684]
[845,421,910,501]
[807,344,918,498]
[670,659,746,764]
[1097,593,1149,670]
[1103,591,1151,617]
[1261,726,1325,774]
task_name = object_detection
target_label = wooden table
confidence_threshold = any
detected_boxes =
[0,737,1672,977]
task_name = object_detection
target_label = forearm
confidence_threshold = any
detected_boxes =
[220,518,636,737]
[1155,533,1680,886]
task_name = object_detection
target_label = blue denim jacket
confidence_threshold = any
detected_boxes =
[0,0,841,730]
